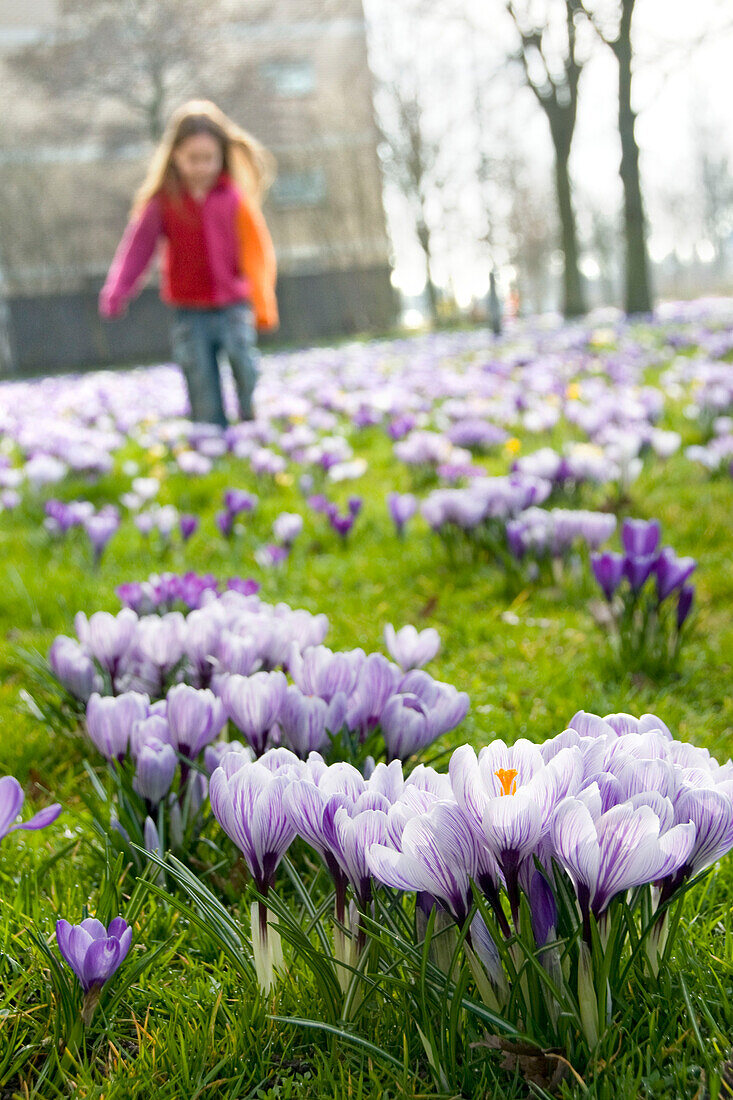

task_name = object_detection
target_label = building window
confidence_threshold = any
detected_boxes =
[270,169,327,209]
[260,58,315,97]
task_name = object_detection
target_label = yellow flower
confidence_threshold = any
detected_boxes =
[566,383,580,400]
[505,437,521,455]
[275,472,293,487]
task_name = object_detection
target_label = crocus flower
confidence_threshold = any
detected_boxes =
[133,739,177,805]
[450,740,582,921]
[221,671,287,756]
[621,518,661,557]
[387,491,418,535]
[223,489,258,515]
[56,916,132,1022]
[551,786,695,921]
[384,624,441,671]
[85,692,149,762]
[135,613,186,686]
[667,785,733,887]
[84,510,120,564]
[209,753,298,990]
[75,609,137,684]
[216,510,234,538]
[227,577,260,597]
[180,514,199,541]
[676,584,694,630]
[289,645,361,703]
[278,686,333,758]
[379,694,436,762]
[0,776,61,841]
[591,552,625,602]
[655,548,696,602]
[272,512,303,546]
[368,801,481,925]
[165,683,226,759]
[255,543,290,569]
[345,653,400,739]
[622,553,657,593]
[48,636,101,701]
[327,508,355,540]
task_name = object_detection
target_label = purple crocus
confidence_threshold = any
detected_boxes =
[56,916,132,1021]
[345,653,401,739]
[591,552,625,602]
[165,684,226,760]
[384,624,441,671]
[216,510,234,538]
[380,694,437,762]
[255,543,290,569]
[387,492,418,536]
[179,514,199,542]
[623,553,658,593]
[621,519,661,558]
[0,776,61,841]
[48,636,101,701]
[307,493,330,514]
[676,584,694,630]
[289,645,361,703]
[223,489,258,515]
[133,739,177,806]
[227,577,261,597]
[327,507,355,540]
[278,686,333,758]
[85,692,149,762]
[221,671,287,756]
[655,548,696,602]
[84,510,120,564]
[75,609,137,686]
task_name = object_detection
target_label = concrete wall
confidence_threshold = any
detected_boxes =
[2,264,398,376]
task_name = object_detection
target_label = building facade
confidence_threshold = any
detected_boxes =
[0,0,397,374]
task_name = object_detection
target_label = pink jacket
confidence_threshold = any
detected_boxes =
[99,174,279,331]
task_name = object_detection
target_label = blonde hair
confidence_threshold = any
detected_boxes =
[131,100,276,217]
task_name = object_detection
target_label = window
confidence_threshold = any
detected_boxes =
[260,58,315,98]
[270,169,327,209]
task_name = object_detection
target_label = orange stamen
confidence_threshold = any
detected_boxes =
[495,768,518,797]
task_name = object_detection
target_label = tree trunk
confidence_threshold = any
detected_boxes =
[616,0,652,314]
[553,148,586,318]
[417,220,440,322]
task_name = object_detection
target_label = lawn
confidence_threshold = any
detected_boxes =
[1,307,732,1098]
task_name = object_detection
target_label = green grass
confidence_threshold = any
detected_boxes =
[1,326,732,1098]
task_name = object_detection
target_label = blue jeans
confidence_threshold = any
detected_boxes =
[170,303,259,427]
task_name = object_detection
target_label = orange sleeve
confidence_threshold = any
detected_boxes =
[235,191,279,332]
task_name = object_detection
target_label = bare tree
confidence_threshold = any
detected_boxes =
[576,1,651,314]
[695,129,733,275]
[506,0,588,318]
[8,0,225,141]
[375,79,446,323]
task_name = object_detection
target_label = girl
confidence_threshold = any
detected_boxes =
[100,100,278,426]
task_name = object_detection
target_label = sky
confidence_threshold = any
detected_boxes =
[362,0,733,302]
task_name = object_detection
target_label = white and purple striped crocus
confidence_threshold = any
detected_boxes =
[209,750,301,990]
[221,671,287,757]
